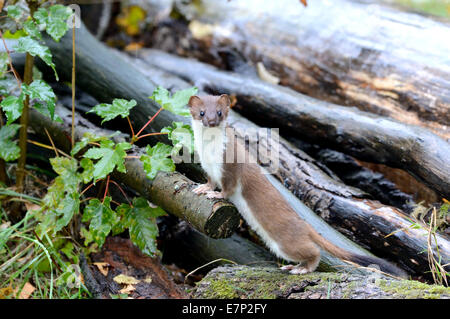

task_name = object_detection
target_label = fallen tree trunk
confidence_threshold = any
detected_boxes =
[152,0,450,140]
[139,50,450,201]
[193,265,450,299]
[28,106,240,239]
[23,23,450,276]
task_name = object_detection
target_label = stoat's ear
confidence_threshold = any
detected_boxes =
[218,94,231,108]
[188,95,203,108]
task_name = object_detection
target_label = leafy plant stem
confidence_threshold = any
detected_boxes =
[136,131,168,141]
[126,116,135,139]
[109,179,132,206]
[71,15,76,148]
[0,114,9,185]
[102,175,110,203]
[134,106,163,138]
[11,1,38,221]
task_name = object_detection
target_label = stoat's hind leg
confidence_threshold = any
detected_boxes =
[280,255,320,275]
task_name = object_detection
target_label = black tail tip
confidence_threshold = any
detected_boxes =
[350,254,408,278]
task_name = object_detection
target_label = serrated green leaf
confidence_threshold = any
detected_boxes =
[22,79,57,119]
[71,132,109,156]
[0,124,21,161]
[82,197,118,247]
[14,36,58,80]
[0,75,17,96]
[0,52,9,77]
[122,197,166,256]
[88,99,137,124]
[0,95,24,124]
[140,142,175,179]
[33,102,62,123]
[23,19,42,40]
[83,141,132,180]
[34,5,73,42]
[6,5,24,20]
[54,192,79,232]
[149,86,198,117]
[161,121,194,154]
[79,158,94,184]
[50,157,80,193]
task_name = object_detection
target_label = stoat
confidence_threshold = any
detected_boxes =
[188,94,406,277]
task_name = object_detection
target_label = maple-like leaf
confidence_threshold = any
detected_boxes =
[0,124,21,162]
[88,99,137,124]
[140,142,175,179]
[149,86,198,117]
[83,140,132,181]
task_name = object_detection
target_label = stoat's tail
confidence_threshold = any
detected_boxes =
[310,229,407,278]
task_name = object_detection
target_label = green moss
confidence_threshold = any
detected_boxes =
[376,279,450,299]
[198,266,346,299]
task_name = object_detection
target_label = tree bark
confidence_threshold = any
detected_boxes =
[139,49,450,201]
[151,0,450,140]
[192,265,450,299]
[27,106,240,239]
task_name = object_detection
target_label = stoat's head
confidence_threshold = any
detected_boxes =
[188,94,231,128]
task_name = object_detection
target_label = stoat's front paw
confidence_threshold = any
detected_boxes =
[193,183,213,194]
[205,191,225,199]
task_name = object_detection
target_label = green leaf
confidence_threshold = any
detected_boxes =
[0,52,9,77]
[118,198,166,256]
[140,142,175,179]
[50,157,80,193]
[22,79,57,120]
[149,86,198,117]
[71,132,110,156]
[33,102,62,123]
[0,75,16,96]
[79,158,94,184]
[34,5,73,42]
[0,95,24,125]
[161,121,194,154]
[0,124,21,162]
[82,197,118,247]
[54,192,80,232]
[23,19,42,40]
[14,36,58,80]
[88,99,137,124]
[6,5,24,20]
[83,140,132,180]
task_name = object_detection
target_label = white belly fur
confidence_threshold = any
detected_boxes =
[192,119,226,187]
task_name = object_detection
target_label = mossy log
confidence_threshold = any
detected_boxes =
[152,0,450,140]
[27,106,240,239]
[192,265,450,299]
[19,23,450,275]
[140,49,450,202]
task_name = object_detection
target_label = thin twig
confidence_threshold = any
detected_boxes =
[135,107,163,138]
[71,15,76,148]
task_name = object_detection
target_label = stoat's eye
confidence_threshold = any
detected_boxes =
[200,111,205,117]
[217,111,222,117]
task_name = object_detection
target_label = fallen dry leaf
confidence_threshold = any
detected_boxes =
[15,282,35,299]
[300,0,308,7]
[94,262,110,277]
